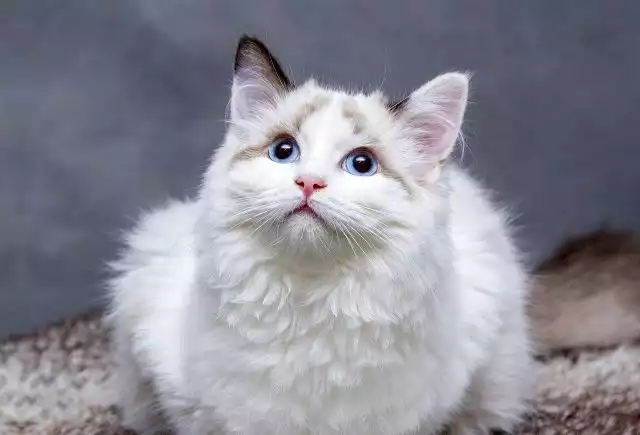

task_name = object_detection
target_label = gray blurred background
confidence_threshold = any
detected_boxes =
[2,0,639,337]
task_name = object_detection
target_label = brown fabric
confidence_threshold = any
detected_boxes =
[1,313,640,434]
[529,229,640,353]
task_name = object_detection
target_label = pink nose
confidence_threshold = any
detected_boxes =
[295,175,327,198]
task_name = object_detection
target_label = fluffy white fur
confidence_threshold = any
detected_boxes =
[108,37,533,435]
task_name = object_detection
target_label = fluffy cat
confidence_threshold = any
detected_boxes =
[107,35,533,435]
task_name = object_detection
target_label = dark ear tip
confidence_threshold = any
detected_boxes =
[237,34,262,51]
[235,34,270,71]
[233,34,293,89]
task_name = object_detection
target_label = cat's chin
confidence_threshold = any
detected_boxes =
[275,209,334,248]
[285,209,328,231]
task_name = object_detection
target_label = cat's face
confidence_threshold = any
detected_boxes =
[204,36,468,261]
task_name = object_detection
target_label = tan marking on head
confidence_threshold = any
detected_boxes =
[341,99,367,135]
[234,146,265,162]
[376,159,408,190]
[293,94,332,131]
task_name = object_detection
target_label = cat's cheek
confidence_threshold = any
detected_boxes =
[340,174,408,207]
[227,158,295,192]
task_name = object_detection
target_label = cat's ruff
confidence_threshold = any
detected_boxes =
[107,35,533,435]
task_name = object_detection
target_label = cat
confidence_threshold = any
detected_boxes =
[107,35,533,435]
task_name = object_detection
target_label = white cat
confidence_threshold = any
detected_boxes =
[107,35,533,435]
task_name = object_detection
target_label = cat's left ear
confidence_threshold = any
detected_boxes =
[230,35,293,123]
[390,72,469,165]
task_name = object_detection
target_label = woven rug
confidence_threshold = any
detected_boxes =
[1,313,640,434]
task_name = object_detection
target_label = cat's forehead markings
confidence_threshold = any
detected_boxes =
[292,94,332,131]
[341,99,366,135]
[341,97,386,149]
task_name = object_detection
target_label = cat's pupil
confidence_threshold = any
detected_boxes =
[275,142,293,160]
[352,154,373,173]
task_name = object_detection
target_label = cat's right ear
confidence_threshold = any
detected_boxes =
[389,72,469,164]
[230,35,293,123]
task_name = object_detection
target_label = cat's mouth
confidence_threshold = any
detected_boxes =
[287,202,325,223]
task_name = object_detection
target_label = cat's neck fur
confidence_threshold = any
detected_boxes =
[188,218,461,398]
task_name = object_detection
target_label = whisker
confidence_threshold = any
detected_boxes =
[335,223,357,258]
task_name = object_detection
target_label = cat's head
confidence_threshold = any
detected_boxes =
[203,36,468,263]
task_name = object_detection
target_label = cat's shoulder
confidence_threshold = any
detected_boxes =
[108,198,198,302]
[119,198,198,259]
[446,165,504,221]
[445,165,518,261]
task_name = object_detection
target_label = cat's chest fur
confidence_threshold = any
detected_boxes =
[182,252,466,433]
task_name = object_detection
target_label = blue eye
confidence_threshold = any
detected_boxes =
[268,137,300,163]
[343,149,378,176]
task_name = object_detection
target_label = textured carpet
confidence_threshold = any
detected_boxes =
[2,314,640,434]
